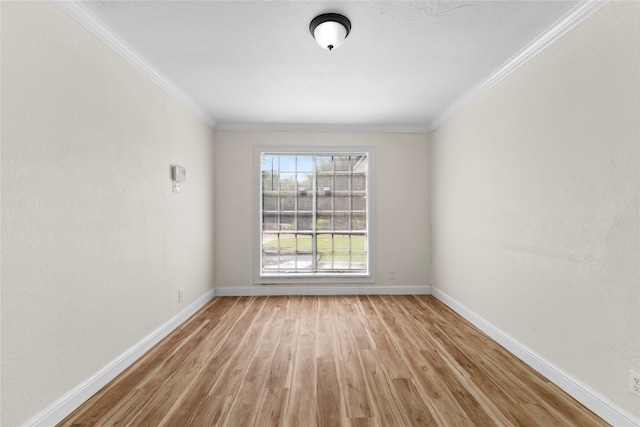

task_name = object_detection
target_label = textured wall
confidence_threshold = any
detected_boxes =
[214,131,430,290]
[1,2,215,425]
[431,1,639,418]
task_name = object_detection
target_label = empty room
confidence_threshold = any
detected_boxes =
[1,1,639,426]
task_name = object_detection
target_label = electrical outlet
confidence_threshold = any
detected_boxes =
[631,370,640,397]
[178,288,184,303]
[389,270,397,280]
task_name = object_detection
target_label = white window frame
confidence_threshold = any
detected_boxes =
[253,145,376,284]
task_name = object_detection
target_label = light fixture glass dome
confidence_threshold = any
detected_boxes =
[313,21,347,50]
[309,13,351,51]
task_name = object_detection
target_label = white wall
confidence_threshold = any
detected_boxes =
[1,2,215,425]
[215,130,430,291]
[430,1,639,419]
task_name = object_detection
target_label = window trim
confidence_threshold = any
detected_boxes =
[253,145,376,285]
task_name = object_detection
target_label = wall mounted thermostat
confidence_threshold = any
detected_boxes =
[172,165,186,182]
[172,165,186,193]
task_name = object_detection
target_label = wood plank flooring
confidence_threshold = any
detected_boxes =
[59,295,608,426]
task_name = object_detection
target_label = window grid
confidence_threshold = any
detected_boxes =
[261,153,367,275]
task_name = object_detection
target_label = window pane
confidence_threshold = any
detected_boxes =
[350,253,366,270]
[263,254,278,270]
[352,213,366,230]
[280,214,295,230]
[296,254,313,270]
[317,175,332,192]
[352,195,365,211]
[297,173,312,191]
[279,156,296,172]
[334,213,350,230]
[279,234,296,254]
[317,194,332,211]
[333,235,349,250]
[294,232,313,270]
[262,171,275,191]
[333,251,350,266]
[262,233,278,270]
[317,214,332,230]
[317,253,333,270]
[298,213,313,230]
[334,194,349,211]
[262,233,278,251]
[297,234,312,252]
[279,173,296,191]
[317,234,333,269]
[335,156,352,171]
[317,234,332,251]
[297,156,313,172]
[263,195,277,211]
[352,174,366,191]
[316,156,333,172]
[334,175,349,191]
[263,214,278,230]
[298,194,312,211]
[351,235,365,251]
[280,195,295,211]
[262,155,277,173]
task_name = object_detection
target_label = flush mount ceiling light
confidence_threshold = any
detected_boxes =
[309,13,351,51]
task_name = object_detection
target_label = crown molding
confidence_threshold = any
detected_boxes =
[53,0,217,129]
[427,0,609,133]
[214,122,431,134]
[54,0,608,136]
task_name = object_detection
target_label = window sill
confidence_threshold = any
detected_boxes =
[256,273,374,285]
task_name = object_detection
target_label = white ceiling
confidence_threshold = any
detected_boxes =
[68,1,588,132]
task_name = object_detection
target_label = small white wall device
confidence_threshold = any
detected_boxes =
[172,165,186,193]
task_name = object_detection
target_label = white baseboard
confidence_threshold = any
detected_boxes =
[25,285,638,427]
[430,287,640,427]
[25,288,216,427]
[214,285,432,296]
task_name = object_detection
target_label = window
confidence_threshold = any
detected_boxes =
[254,146,374,283]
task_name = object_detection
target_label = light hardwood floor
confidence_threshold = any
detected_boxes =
[59,295,608,426]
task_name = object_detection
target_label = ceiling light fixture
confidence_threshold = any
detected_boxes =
[309,13,351,51]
